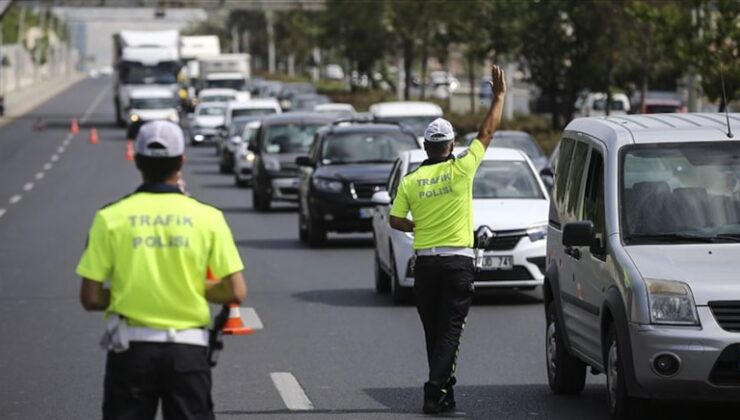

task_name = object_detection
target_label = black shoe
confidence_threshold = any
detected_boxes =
[440,388,456,413]
[423,397,441,415]
[423,383,445,415]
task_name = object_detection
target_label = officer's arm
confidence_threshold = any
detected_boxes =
[389,216,415,232]
[80,278,110,311]
[205,271,247,304]
[476,65,506,150]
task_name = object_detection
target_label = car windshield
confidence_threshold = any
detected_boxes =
[228,120,252,137]
[593,98,625,111]
[375,116,437,137]
[200,95,235,103]
[197,106,225,116]
[407,160,544,199]
[321,132,418,164]
[263,123,324,154]
[231,108,277,118]
[622,142,740,244]
[242,124,260,144]
[205,79,246,91]
[121,61,179,85]
[494,134,543,159]
[131,97,176,109]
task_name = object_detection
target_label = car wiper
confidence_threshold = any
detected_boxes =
[345,159,392,164]
[709,233,740,243]
[626,233,719,243]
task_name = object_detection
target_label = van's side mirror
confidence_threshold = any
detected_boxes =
[562,221,594,247]
[295,156,314,167]
[371,190,391,205]
[247,141,259,152]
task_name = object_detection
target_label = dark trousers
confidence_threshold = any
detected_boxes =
[414,255,474,396]
[103,342,214,420]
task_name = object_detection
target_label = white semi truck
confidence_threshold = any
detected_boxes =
[180,35,221,91]
[112,30,181,127]
[198,54,251,99]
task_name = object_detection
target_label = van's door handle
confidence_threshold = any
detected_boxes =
[565,247,581,260]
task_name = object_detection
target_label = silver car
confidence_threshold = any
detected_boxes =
[545,113,740,419]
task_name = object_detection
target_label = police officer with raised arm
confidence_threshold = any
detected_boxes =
[77,120,247,420]
[389,65,506,414]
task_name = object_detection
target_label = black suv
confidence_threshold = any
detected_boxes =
[296,121,420,246]
[250,113,334,211]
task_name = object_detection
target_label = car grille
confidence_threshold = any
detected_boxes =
[474,230,526,251]
[709,344,740,386]
[351,183,385,199]
[476,266,533,281]
[708,301,740,332]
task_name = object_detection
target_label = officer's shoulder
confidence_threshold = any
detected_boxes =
[98,193,136,213]
[186,196,224,215]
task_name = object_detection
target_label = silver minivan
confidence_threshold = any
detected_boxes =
[545,113,740,419]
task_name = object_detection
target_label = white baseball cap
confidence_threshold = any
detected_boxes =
[135,120,185,158]
[423,118,455,143]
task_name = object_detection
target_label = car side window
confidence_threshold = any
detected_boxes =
[309,134,322,162]
[554,138,575,212]
[582,148,606,258]
[564,141,590,222]
[388,159,403,200]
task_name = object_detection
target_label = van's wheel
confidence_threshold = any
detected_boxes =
[546,303,587,394]
[307,213,326,248]
[390,246,412,304]
[606,325,649,420]
[374,245,391,294]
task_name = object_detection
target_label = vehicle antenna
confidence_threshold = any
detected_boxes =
[720,64,734,139]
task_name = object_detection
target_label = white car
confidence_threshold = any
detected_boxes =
[127,87,179,127]
[574,92,630,117]
[218,99,283,159]
[372,147,550,303]
[189,103,226,145]
[369,101,443,145]
[233,120,261,187]
[197,88,238,104]
[314,103,356,120]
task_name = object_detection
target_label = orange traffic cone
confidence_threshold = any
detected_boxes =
[88,128,99,145]
[222,304,253,335]
[125,141,135,161]
[70,118,80,134]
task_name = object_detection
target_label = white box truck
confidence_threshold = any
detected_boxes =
[198,54,251,100]
[112,30,181,127]
[180,35,220,90]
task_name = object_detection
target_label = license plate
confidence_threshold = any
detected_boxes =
[481,255,513,270]
[359,207,376,219]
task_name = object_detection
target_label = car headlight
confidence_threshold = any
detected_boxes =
[646,279,699,326]
[263,157,281,171]
[129,114,140,122]
[246,152,255,162]
[193,134,205,141]
[168,112,179,122]
[313,177,344,193]
[526,224,548,242]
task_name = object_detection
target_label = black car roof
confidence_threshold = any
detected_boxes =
[259,112,334,126]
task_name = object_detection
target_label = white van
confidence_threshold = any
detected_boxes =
[369,101,443,144]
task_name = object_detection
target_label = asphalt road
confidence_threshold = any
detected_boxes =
[0,77,736,420]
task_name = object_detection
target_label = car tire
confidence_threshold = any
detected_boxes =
[606,325,649,420]
[298,210,309,243]
[374,244,391,294]
[235,175,248,188]
[307,214,326,248]
[390,246,412,304]
[253,187,271,212]
[546,302,587,394]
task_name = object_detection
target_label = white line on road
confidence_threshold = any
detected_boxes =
[43,163,53,171]
[0,209,5,218]
[9,195,22,204]
[80,84,109,124]
[57,146,65,153]
[35,172,45,180]
[240,307,264,330]
[23,183,34,192]
[270,372,314,411]
[50,154,59,162]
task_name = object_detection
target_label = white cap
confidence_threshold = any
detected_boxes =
[423,118,455,142]
[135,120,185,158]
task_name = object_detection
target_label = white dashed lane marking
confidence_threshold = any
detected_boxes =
[240,307,264,330]
[9,195,22,204]
[50,154,59,162]
[35,172,45,180]
[57,146,66,153]
[270,372,314,411]
[0,209,5,218]
[23,183,34,192]
[80,86,109,124]
[43,163,53,171]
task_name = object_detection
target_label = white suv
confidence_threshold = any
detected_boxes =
[372,147,550,303]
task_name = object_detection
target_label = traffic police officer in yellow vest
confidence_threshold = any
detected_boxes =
[77,120,247,420]
[389,65,506,415]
